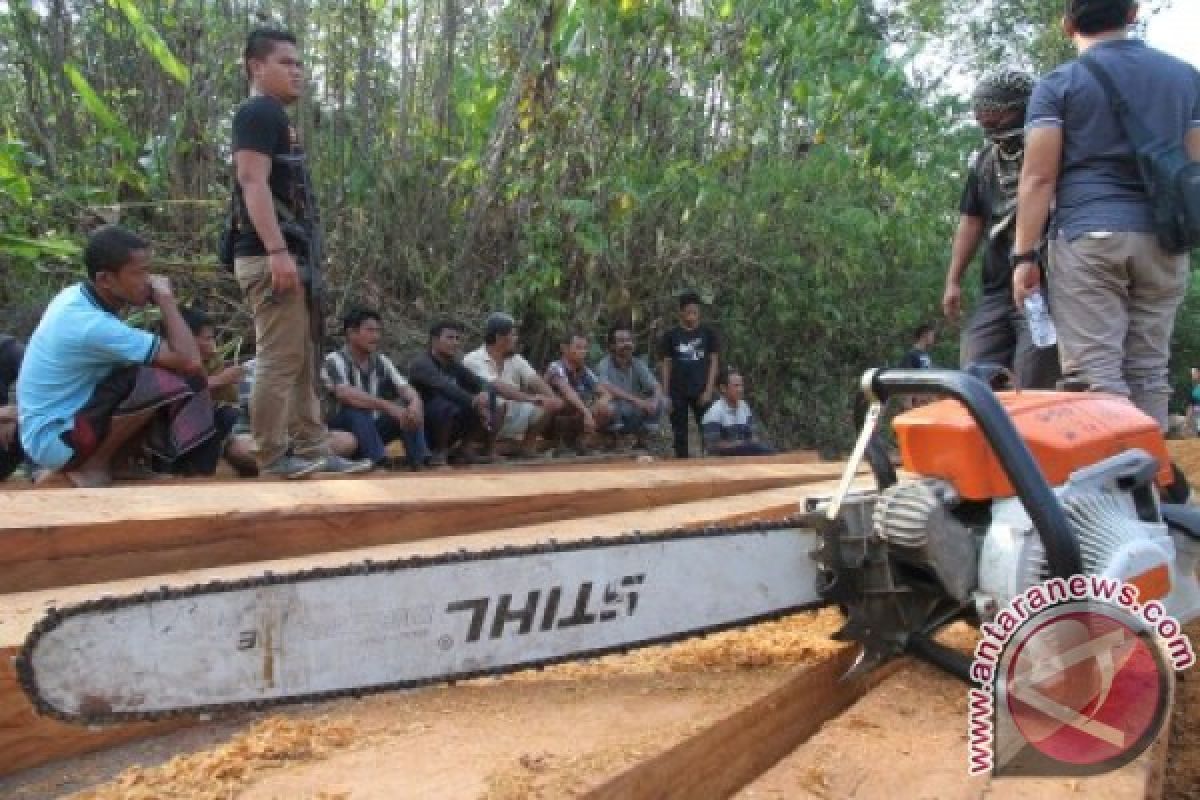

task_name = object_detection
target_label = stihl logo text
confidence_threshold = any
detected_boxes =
[446,575,645,642]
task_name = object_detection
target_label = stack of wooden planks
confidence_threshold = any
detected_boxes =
[0,454,1178,798]
[0,455,845,778]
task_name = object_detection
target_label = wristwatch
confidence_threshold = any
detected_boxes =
[1010,250,1039,268]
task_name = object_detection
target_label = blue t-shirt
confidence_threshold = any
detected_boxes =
[1026,38,1200,241]
[17,283,159,468]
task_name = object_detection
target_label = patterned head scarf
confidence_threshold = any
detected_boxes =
[971,69,1036,116]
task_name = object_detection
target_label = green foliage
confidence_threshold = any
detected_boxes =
[109,0,191,86]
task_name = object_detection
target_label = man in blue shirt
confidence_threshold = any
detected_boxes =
[1012,0,1200,429]
[17,226,206,486]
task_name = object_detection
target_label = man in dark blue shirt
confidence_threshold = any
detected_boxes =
[1012,0,1200,429]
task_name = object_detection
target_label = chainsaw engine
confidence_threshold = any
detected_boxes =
[872,449,1196,622]
[814,381,1200,676]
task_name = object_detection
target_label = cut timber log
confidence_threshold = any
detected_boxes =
[0,461,846,593]
[583,645,903,800]
[0,450,823,489]
[0,648,188,782]
[0,481,847,780]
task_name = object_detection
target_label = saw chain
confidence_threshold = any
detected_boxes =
[16,515,828,725]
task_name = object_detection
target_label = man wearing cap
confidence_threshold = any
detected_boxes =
[943,69,1060,390]
[1013,0,1200,429]
[463,313,564,459]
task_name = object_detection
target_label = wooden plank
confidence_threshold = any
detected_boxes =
[738,646,1175,800]
[0,646,188,779]
[583,646,904,800]
[0,483,842,650]
[0,450,823,490]
[0,481,847,780]
[0,461,846,593]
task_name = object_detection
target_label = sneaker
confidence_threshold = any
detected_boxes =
[263,455,322,479]
[317,455,375,475]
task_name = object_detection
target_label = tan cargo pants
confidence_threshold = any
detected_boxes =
[234,255,332,467]
[1048,232,1189,430]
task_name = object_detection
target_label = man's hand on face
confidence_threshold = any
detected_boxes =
[148,275,175,304]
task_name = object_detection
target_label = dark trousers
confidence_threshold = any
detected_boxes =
[330,407,430,466]
[425,394,485,452]
[0,439,23,481]
[710,441,778,457]
[168,403,235,476]
[961,290,1061,390]
[669,395,709,458]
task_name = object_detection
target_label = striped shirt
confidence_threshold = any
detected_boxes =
[321,347,410,419]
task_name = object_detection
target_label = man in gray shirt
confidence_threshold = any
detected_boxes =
[1012,0,1200,429]
[595,325,665,450]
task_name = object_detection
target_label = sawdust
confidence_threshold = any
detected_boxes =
[65,716,357,800]
[20,612,839,800]
[497,607,846,682]
[479,729,702,800]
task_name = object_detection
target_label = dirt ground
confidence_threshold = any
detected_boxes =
[1163,440,1200,800]
[2,444,1198,799]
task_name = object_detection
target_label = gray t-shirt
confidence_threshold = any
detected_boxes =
[595,355,659,399]
[1026,38,1200,241]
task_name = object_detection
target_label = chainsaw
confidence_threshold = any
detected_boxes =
[16,369,1200,725]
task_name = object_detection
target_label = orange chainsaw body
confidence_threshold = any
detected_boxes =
[893,391,1172,501]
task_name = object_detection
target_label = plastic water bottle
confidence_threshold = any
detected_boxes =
[1024,289,1057,348]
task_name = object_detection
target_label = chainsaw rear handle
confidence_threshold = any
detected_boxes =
[863,368,1084,579]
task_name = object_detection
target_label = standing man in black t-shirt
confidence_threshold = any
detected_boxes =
[658,290,720,458]
[232,28,370,478]
[943,69,1060,390]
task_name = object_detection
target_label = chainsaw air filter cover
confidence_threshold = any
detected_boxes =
[892,391,1172,500]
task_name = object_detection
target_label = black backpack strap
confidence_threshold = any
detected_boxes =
[1079,53,1127,116]
[1079,52,1159,150]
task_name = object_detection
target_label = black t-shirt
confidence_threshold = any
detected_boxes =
[0,335,23,406]
[900,347,932,369]
[230,95,313,257]
[958,157,1013,296]
[407,351,486,410]
[658,324,720,399]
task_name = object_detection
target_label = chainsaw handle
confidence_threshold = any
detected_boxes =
[864,368,1084,579]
